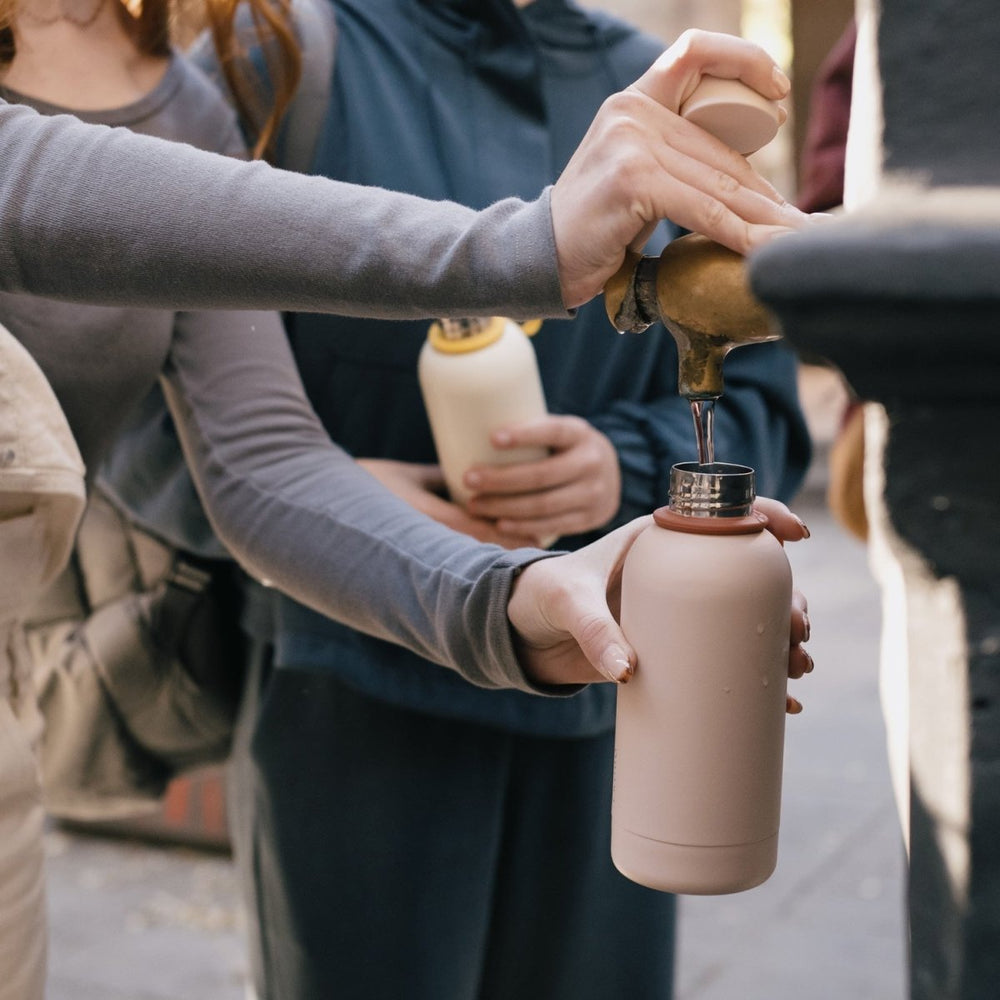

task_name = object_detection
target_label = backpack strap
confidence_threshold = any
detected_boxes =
[275,0,337,172]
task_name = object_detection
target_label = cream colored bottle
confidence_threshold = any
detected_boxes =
[612,462,793,894]
[418,315,549,506]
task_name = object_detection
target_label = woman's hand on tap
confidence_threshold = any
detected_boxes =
[550,29,814,309]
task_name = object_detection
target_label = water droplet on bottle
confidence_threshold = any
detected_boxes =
[761,676,770,687]
[756,623,766,635]
[980,636,1000,656]
[723,686,732,694]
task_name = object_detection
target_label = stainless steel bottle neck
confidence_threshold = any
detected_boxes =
[668,462,756,518]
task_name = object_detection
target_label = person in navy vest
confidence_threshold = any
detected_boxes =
[184,3,813,998]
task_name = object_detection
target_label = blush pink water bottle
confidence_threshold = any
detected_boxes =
[612,462,793,894]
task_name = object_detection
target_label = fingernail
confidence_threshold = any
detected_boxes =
[794,515,811,538]
[772,66,791,93]
[493,430,512,447]
[804,651,814,674]
[754,226,798,245]
[802,612,811,642]
[464,471,481,488]
[601,646,634,683]
[787,696,803,715]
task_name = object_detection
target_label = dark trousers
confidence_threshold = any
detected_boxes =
[229,648,676,1000]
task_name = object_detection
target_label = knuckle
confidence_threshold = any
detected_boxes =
[544,576,577,619]
[701,196,728,232]
[575,611,609,650]
[610,149,647,192]
[713,168,740,197]
[735,220,755,255]
[603,87,646,118]
[596,93,640,139]
[671,28,707,63]
[601,89,629,116]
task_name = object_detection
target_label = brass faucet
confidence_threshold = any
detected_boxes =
[604,233,780,400]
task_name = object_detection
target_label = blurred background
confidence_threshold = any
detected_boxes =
[46,2,905,999]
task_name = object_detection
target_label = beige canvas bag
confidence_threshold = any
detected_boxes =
[27,487,244,822]
[0,321,86,1000]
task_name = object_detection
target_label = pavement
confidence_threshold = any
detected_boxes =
[675,484,907,1000]
[44,367,908,1000]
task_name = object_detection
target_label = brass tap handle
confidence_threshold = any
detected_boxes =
[604,234,780,399]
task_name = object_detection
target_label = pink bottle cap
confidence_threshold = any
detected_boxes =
[679,77,781,154]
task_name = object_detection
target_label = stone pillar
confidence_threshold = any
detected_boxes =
[749,2,1000,998]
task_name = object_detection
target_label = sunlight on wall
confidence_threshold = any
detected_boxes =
[742,0,795,192]
[742,0,792,71]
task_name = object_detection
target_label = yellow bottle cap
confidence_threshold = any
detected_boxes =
[426,318,542,353]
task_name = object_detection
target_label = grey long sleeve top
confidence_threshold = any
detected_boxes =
[0,86,574,693]
[0,97,564,319]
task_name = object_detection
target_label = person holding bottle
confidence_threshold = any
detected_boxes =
[134,2,811,998]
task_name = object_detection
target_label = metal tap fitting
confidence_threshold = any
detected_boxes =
[604,234,781,400]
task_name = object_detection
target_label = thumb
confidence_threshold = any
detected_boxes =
[560,516,653,681]
[570,609,636,684]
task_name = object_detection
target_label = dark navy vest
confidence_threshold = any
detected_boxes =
[277,0,685,735]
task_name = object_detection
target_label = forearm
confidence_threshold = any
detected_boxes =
[0,101,566,320]
[160,309,556,692]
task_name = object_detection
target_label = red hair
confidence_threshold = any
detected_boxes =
[202,0,301,162]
